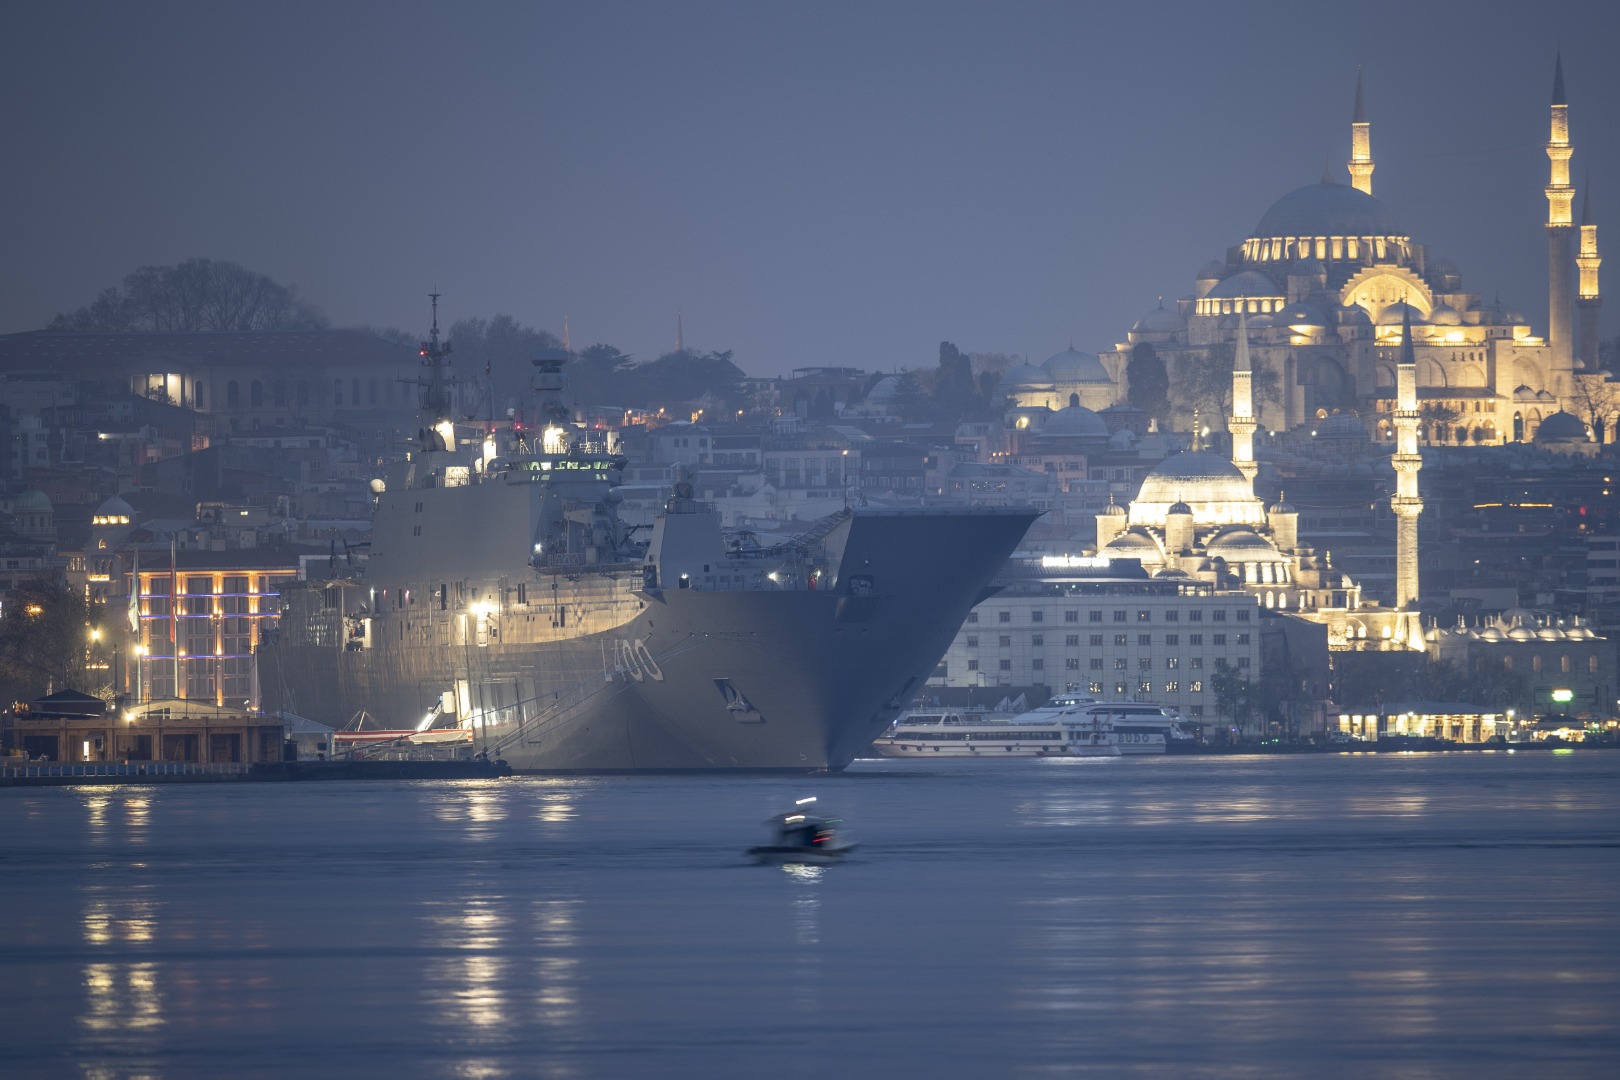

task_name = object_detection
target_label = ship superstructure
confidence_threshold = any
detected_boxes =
[259,309,1036,771]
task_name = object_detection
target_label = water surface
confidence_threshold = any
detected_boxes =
[2,752,1617,1078]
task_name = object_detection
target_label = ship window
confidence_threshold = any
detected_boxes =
[439,585,447,610]
[413,525,421,537]
[557,606,567,627]
[517,584,527,604]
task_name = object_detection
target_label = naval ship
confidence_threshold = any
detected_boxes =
[258,314,1036,771]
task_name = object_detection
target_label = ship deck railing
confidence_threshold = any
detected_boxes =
[1,761,251,781]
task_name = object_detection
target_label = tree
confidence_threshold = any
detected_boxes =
[49,258,326,332]
[1567,373,1618,444]
[1126,342,1170,423]
[567,344,636,405]
[0,579,100,705]
[934,341,981,417]
[622,349,745,411]
[1169,343,1280,427]
[1211,661,1260,741]
[446,315,563,417]
[1419,402,1462,445]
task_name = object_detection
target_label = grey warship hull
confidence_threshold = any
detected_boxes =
[259,508,1035,771]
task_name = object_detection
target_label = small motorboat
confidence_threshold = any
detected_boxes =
[748,797,857,862]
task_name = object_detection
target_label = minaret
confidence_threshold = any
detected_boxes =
[1546,51,1576,368]
[1348,66,1374,196]
[675,309,684,354]
[1577,176,1602,370]
[1230,313,1258,486]
[562,315,572,354]
[1391,305,1423,609]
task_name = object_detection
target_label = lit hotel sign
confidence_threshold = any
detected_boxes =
[1041,555,1112,570]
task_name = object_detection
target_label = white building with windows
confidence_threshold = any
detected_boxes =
[930,555,1262,727]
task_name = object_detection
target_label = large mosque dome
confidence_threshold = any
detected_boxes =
[1130,450,1265,527]
[1252,179,1403,239]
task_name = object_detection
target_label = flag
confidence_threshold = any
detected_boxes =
[127,545,140,633]
[169,535,178,644]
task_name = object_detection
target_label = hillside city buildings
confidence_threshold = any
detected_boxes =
[1,55,1615,753]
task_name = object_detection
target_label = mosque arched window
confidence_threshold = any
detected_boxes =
[1561,655,1571,674]
[227,380,240,408]
[1069,393,1079,408]
[195,381,207,409]
[250,381,264,408]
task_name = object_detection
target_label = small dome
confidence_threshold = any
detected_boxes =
[1206,526,1284,559]
[1041,405,1109,438]
[1507,626,1536,642]
[1378,301,1426,326]
[1428,303,1462,326]
[1340,306,1372,326]
[1154,567,1191,579]
[1289,256,1327,277]
[1476,626,1505,642]
[1431,258,1462,289]
[1317,413,1370,441]
[1253,180,1403,240]
[1278,301,1326,329]
[1103,527,1166,560]
[997,362,1052,392]
[1130,302,1185,336]
[1197,260,1226,281]
[1247,313,1274,329]
[866,375,904,401]
[1535,411,1589,442]
[1205,270,1283,301]
[1168,501,1193,516]
[12,490,53,512]
[1270,497,1297,514]
[1043,348,1113,383]
[1102,499,1127,518]
[96,495,135,518]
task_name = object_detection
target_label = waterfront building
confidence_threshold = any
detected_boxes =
[930,555,1262,725]
[1426,608,1610,720]
[7,691,285,765]
[129,549,301,706]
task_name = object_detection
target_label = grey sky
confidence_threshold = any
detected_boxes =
[3,0,1616,376]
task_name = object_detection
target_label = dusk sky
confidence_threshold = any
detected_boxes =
[3,0,1617,376]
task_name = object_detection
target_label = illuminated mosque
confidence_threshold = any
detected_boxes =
[1004,56,1604,445]
[1091,307,1426,651]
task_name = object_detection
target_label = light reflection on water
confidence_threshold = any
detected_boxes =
[0,755,1614,1078]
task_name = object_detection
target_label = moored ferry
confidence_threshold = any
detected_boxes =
[867,707,1120,758]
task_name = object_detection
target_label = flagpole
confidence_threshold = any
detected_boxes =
[171,535,180,700]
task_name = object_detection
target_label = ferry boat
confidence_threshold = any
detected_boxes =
[257,305,1036,772]
[867,707,1120,758]
[1000,691,1200,755]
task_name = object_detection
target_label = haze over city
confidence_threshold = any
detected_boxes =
[3,0,1618,374]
